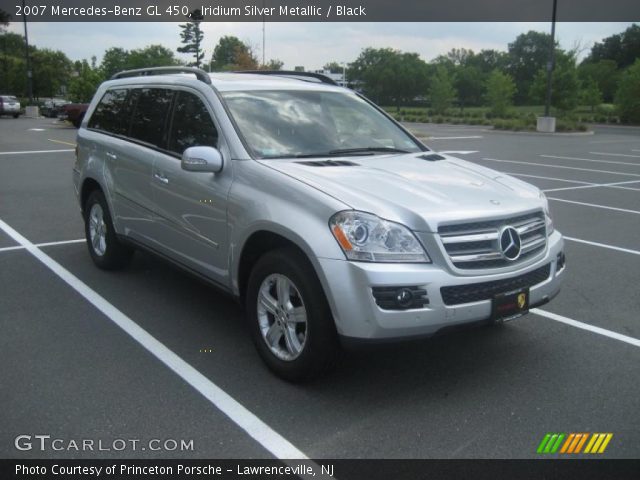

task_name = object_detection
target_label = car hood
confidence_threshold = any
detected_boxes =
[258,152,544,232]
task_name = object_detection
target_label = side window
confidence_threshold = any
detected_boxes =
[168,91,219,155]
[129,88,174,148]
[88,89,129,135]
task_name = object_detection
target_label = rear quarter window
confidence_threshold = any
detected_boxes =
[88,89,130,135]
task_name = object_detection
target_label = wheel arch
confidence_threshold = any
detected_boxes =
[235,227,329,307]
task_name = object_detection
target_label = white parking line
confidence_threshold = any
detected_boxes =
[543,180,640,193]
[540,154,640,167]
[532,309,640,349]
[505,173,591,185]
[0,149,74,155]
[564,236,640,256]
[548,197,640,215]
[430,136,483,140]
[439,150,479,155]
[0,238,85,253]
[590,152,640,159]
[481,158,640,177]
[0,218,309,462]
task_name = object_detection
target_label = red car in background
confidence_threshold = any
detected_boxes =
[59,103,89,128]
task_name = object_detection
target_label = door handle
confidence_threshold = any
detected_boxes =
[105,151,117,160]
[154,172,169,184]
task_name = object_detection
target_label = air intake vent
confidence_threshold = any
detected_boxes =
[296,160,360,167]
[417,153,445,161]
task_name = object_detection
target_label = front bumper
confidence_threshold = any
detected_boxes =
[318,231,565,341]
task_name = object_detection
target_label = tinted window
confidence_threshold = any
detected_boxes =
[129,88,174,148]
[168,92,218,154]
[88,89,129,135]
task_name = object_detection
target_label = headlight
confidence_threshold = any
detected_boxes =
[540,192,554,235]
[329,211,430,263]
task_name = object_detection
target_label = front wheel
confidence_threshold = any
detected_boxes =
[83,190,133,270]
[246,248,339,382]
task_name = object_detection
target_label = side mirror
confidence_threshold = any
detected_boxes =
[181,146,223,173]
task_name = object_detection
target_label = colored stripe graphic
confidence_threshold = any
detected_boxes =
[537,433,565,454]
[538,433,613,454]
[585,433,614,454]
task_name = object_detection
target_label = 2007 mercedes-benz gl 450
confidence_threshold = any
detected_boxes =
[73,67,565,381]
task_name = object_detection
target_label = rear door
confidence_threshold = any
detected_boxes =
[88,87,173,244]
[150,89,233,285]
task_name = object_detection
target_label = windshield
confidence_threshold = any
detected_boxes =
[221,90,423,159]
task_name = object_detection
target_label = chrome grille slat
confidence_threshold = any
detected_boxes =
[441,231,499,244]
[438,211,547,270]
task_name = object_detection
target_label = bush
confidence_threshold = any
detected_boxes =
[615,60,640,124]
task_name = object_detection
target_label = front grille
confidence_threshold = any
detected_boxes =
[440,263,551,306]
[438,210,547,269]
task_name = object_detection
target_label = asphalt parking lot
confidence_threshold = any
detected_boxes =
[1,116,639,460]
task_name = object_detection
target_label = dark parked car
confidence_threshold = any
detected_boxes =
[41,98,71,118]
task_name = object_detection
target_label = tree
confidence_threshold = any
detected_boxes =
[69,59,103,102]
[430,66,456,114]
[455,65,484,110]
[349,47,428,110]
[586,24,640,70]
[177,9,204,68]
[529,51,580,113]
[31,48,73,98]
[468,49,509,74]
[262,59,284,70]
[100,47,130,79]
[507,31,555,104]
[127,45,180,69]
[0,8,10,29]
[211,36,255,70]
[485,70,516,117]
[101,45,180,78]
[323,62,343,73]
[578,59,620,103]
[615,59,640,124]
[580,78,603,112]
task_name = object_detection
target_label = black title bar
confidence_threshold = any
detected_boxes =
[2,0,640,22]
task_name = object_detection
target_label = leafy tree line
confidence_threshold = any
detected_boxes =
[0,31,282,103]
[344,24,640,123]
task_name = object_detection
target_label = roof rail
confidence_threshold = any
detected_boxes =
[232,70,339,86]
[111,66,212,85]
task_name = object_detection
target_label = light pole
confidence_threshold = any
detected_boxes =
[544,0,558,118]
[262,0,266,66]
[21,0,33,104]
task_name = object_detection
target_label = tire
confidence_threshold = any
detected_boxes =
[83,190,133,270]
[13,113,19,118]
[246,248,340,382]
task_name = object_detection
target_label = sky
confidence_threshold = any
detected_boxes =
[6,22,635,69]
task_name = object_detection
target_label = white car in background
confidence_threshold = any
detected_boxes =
[0,95,21,118]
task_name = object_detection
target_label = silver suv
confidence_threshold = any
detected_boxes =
[73,67,565,381]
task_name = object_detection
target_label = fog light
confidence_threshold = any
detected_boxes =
[556,251,566,272]
[372,286,428,310]
[396,288,414,308]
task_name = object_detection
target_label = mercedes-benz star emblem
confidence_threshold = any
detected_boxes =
[500,226,522,261]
